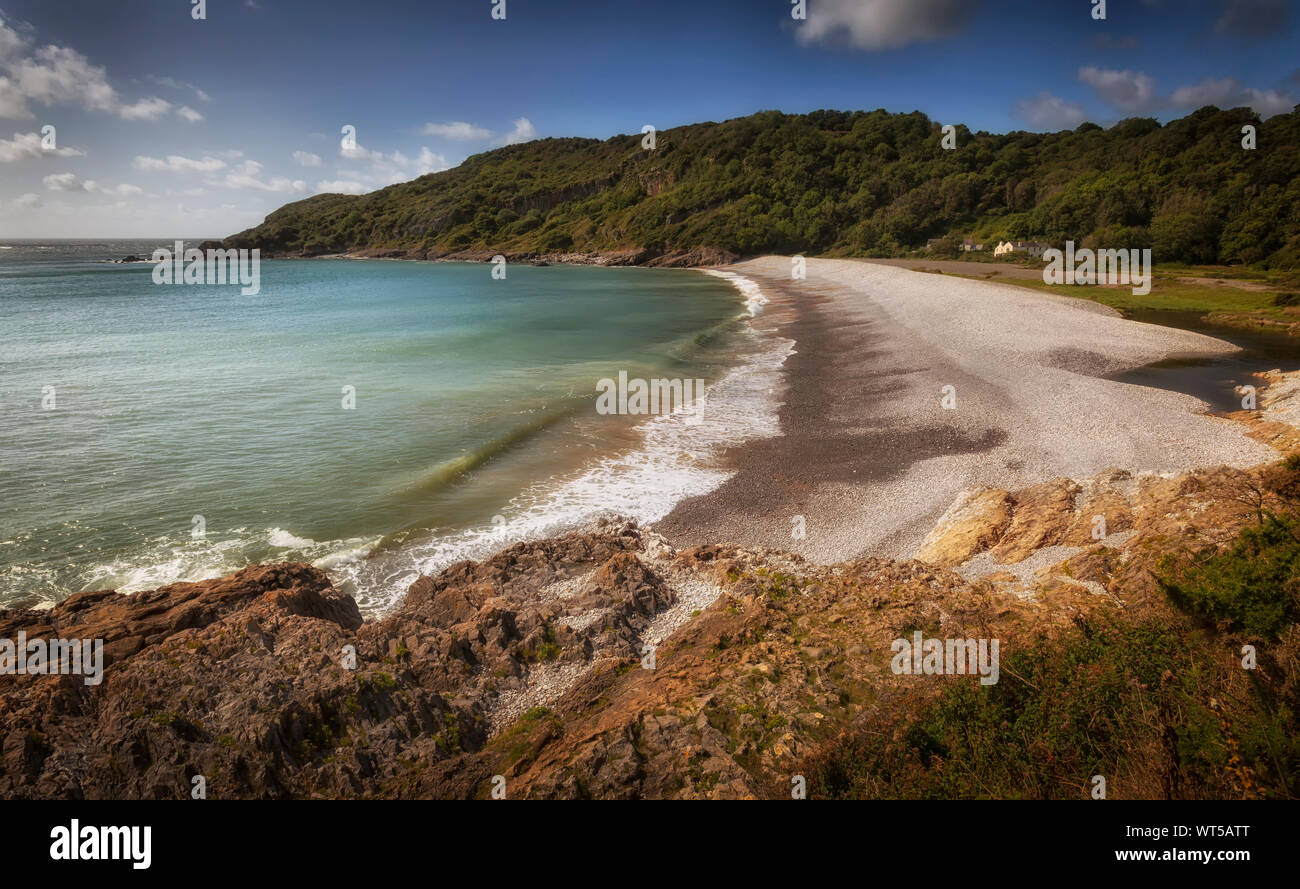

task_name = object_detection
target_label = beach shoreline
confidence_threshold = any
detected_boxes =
[651,256,1280,565]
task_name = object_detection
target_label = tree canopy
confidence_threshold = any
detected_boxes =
[226,105,1300,268]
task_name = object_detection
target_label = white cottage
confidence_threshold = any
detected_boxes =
[994,240,1051,257]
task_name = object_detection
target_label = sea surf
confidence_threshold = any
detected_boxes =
[0,241,791,614]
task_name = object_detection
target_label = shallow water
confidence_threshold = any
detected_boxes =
[0,241,783,612]
[1108,309,1300,412]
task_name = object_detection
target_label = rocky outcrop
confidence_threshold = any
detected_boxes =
[914,466,1272,572]
[5,447,1299,797]
[0,564,366,799]
[913,487,1012,566]
[643,247,739,268]
[0,522,685,799]
[1,509,1103,800]
[255,246,740,268]
[1227,368,1300,453]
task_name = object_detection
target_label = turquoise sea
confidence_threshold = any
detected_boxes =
[0,241,787,613]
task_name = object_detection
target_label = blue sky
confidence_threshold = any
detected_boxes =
[0,0,1296,237]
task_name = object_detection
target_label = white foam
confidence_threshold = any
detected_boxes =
[268,528,318,549]
[81,538,249,594]
[312,538,383,570]
[703,269,768,316]
[332,275,793,615]
[78,526,379,596]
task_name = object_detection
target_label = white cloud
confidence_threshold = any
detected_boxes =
[416,147,448,175]
[9,191,39,208]
[316,179,370,195]
[292,150,322,166]
[1170,77,1295,118]
[340,141,386,163]
[793,0,976,51]
[421,120,492,140]
[134,154,228,173]
[43,171,88,191]
[1169,77,1238,108]
[176,105,204,123]
[0,130,84,162]
[43,172,142,195]
[499,117,536,145]
[1013,93,1089,130]
[0,17,26,63]
[0,76,27,118]
[1075,67,1294,120]
[1078,66,1159,113]
[118,96,172,121]
[0,16,171,121]
[147,75,211,104]
[1237,87,1295,118]
[13,44,117,114]
[329,140,452,188]
[212,159,308,193]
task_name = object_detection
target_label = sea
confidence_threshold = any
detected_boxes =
[0,240,789,614]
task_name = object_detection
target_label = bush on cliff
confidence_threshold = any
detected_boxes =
[1158,511,1300,639]
[808,610,1299,799]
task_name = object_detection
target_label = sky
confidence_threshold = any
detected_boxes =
[0,0,1296,238]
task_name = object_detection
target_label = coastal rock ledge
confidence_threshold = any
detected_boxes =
[3,454,1299,798]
